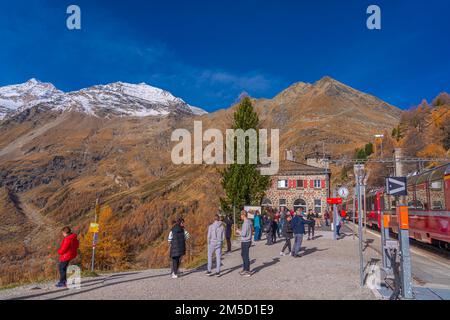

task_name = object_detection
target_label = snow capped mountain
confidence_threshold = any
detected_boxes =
[0,79,63,119]
[0,79,207,120]
[189,105,208,115]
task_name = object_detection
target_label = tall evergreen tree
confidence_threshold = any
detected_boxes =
[220,97,270,212]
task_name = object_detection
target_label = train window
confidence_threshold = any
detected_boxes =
[408,200,424,210]
[432,201,443,210]
[430,180,443,191]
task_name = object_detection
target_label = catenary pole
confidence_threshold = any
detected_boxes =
[394,148,413,299]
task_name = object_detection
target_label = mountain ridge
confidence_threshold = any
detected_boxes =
[0,79,208,120]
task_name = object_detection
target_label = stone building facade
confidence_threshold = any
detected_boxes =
[263,156,331,215]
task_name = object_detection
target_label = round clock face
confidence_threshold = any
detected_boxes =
[338,187,349,198]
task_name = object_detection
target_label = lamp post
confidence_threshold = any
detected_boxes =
[374,134,384,158]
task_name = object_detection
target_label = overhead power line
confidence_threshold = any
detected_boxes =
[328,157,450,164]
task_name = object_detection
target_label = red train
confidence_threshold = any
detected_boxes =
[352,163,450,249]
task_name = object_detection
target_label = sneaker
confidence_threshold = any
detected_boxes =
[205,271,212,276]
[280,252,285,256]
[171,273,178,279]
[239,270,246,276]
[243,271,252,277]
[215,272,221,277]
[55,282,66,288]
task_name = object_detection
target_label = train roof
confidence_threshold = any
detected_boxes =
[408,162,450,185]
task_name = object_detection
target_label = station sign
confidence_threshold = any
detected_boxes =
[386,177,407,196]
[89,223,99,233]
[327,198,343,205]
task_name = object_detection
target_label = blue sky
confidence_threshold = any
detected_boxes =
[0,0,449,111]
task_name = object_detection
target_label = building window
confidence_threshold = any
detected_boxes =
[313,180,321,188]
[279,199,287,207]
[277,179,288,189]
[293,198,307,213]
[314,199,322,214]
[296,179,304,188]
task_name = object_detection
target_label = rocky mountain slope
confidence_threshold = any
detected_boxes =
[0,76,401,286]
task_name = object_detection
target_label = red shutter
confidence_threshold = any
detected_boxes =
[321,180,326,188]
[289,179,296,188]
[310,180,314,188]
[303,180,308,188]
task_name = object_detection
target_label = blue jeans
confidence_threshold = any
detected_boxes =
[241,241,251,271]
[292,234,303,256]
[278,219,284,237]
[58,261,69,284]
[254,227,261,241]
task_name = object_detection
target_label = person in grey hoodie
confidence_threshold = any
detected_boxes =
[206,214,225,276]
[236,210,252,277]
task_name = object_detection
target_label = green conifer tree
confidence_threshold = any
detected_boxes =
[220,97,270,212]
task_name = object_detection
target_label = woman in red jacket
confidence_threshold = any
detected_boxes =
[56,226,79,287]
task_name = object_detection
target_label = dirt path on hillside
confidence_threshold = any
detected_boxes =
[18,195,59,234]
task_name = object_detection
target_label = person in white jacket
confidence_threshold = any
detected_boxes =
[206,214,225,276]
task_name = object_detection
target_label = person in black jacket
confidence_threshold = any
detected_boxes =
[280,214,293,256]
[271,217,278,244]
[265,215,274,245]
[168,218,190,279]
[224,214,234,253]
[306,209,316,240]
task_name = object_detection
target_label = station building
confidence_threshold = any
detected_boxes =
[262,151,331,214]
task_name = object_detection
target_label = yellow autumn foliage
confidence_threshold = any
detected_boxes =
[79,205,128,271]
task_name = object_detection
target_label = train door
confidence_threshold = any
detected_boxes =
[445,174,450,210]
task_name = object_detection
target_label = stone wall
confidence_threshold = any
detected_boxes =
[265,174,329,214]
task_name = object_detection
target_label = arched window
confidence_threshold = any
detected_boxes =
[293,198,307,213]
[261,198,272,207]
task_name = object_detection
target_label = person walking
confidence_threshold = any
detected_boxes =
[291,210,313,257]
[324,210,330,227]
[315,212,322,228]
[224,214,233,253]
[306,209,316,240]
[280,214,293,256]
[56,226,79,288]
[336,214,342,237]
[206,214,225,276]
[236,210,252,276]
[275,210,281,238]
[253,210,262,241]
[278,209,286,238]
[168,218,190,279]
[272,215,278,244]
[265,215,274,245]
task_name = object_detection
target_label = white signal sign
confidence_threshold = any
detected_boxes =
[386,177,407,196]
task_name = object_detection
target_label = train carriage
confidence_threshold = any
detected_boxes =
[353,163,450,249]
